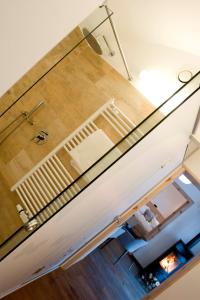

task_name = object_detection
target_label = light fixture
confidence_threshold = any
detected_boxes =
[137,69,178,113]
[178,70,193,83]
[178,174,191,185]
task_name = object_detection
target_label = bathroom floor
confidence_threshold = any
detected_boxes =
[0,27,154,244]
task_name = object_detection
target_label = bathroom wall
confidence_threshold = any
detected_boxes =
[0,173,22,243]
[105,0,200,106]
[110,0,200,57]
[0,25,153,244]
[0,29,152,187]
[0,0,102,97]
[80,0,200,108]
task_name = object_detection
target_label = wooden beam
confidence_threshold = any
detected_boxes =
[61,166,185,270]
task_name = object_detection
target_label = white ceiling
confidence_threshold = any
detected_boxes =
[0,0,102,97]
[109,0,200,57]
[105,0,200,106]
[1,0,199,98]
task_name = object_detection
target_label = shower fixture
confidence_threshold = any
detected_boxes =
[99,3,133,81]
[82,27,115,57]
[16,204,39,232]
[102,35,115,56]
[32,129,49,145]
[0,100,45,144]
[82,27,103,55]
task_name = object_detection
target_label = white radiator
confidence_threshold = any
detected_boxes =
[11,99,142,222]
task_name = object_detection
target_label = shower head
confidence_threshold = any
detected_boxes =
[82,28,103,55]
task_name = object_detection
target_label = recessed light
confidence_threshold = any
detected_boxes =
[178,70,193,83]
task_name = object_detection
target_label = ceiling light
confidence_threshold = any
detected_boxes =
[178,70,193,83]
[137,69,177,112]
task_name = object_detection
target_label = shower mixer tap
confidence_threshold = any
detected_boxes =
[22,111,34,125]
[32,130,49,145]
[0,100,45,145]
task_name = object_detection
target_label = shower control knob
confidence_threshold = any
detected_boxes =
[32,130,48,145]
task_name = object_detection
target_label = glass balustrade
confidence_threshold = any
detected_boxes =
[0,3,199,261]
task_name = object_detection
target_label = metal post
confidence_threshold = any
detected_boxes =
[102,5,133,81]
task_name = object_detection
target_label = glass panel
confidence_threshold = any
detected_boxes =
[0,5,148,257]
[0,6,116,250]
[0,0,199,261]
[0,6,113,117]
[0,71,199,260]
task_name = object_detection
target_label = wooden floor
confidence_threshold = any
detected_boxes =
[3,240,146,300]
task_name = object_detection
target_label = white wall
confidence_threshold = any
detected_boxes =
[0,86,199,298]
[104,0,200,106]
[108,0,200,56]
[185,149,200,182]
[151,185,187,219]
[1,0,199,102]
[155,262,200,300]
[0,0,102,97]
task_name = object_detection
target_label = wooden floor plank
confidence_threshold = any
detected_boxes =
[3,240,146,300]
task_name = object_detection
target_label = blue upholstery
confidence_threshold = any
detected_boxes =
[118,231,147,253]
